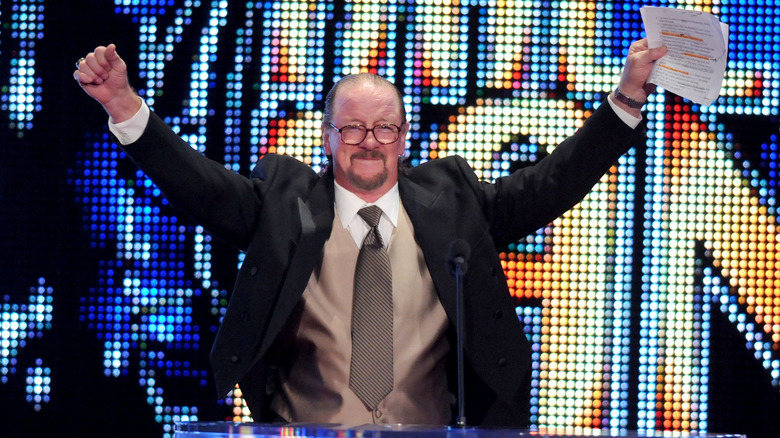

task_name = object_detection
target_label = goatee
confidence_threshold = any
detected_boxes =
[348,150,388,191]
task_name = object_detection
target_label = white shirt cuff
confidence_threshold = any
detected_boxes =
[108,98,150,145]
[607,93,642,129]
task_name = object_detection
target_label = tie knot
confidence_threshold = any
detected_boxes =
[358,205,383,228]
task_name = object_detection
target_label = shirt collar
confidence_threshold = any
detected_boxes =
[334,181,400,229]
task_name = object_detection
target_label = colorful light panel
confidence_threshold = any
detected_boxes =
[1,1,779,437]
[1,278,53,389]
[0,0,44,133]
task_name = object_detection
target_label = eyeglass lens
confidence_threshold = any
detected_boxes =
[340,125,399,144]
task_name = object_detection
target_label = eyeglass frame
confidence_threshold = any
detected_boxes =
[327,122,404,145]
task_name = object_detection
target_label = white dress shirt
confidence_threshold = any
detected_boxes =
[334,181,399,249]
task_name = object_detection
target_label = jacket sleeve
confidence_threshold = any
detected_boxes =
[118,111,267,248]
[484,100,645,247]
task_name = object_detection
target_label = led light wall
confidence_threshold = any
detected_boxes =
[2,1,779,438]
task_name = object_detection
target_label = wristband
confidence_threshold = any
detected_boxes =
[613,87,645,109]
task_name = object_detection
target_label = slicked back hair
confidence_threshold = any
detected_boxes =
[322,73,407,126]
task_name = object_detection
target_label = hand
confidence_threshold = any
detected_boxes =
[73,44,140,123]
[614,38,668,114]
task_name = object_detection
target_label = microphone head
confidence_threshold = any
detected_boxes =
[448,239,471,262]
[447,239,471,276]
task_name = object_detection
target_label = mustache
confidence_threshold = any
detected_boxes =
[350,150,386,161]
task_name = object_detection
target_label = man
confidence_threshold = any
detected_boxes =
[73,40,667,427]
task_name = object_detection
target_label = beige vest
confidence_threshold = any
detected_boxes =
[270,204,453,425]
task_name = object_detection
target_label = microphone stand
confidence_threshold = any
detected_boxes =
[454,257,466,427]
[447,239,470,428]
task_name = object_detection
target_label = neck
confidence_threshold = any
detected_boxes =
[336,178,398,204]
[353,187,391,204]
[333,180,399,206]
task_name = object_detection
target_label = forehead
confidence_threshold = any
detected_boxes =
[332,81,403,120]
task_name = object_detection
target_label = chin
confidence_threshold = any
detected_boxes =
[348,171,389,192]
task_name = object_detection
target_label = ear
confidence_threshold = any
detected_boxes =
[395,123,410,155]
[322,126,333,156]
[394,142,406,157]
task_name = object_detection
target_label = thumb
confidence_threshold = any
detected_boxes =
[648,45,668,63]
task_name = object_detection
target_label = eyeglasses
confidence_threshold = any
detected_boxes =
[328,122,402,145]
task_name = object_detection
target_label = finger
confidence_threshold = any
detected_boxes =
[104,44,127,76]
[73,69,103,86]
[635,49,666,74]
[648,45,668,61]
[630,44,665,66]
[85,47,111,81]
[93,45,108,66]
[75,58,92,80]
[105,44,118,63]
[74,58,94,80]
[629,38,649,53]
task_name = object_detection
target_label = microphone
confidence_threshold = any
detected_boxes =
[446,239,470,276]
[446,238,471,427]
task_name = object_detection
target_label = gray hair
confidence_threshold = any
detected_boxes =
[322,73,407,126]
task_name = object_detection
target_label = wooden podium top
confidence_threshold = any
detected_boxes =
[174,422,746,438]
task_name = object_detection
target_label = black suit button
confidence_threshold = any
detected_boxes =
[250,266,258,276]
[497,358,507,367]
[490,267,496,276]
[240,312,250,321]
[231,355,241,364]
[494,310,503,319]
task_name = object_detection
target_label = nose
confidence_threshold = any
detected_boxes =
[359,129,381,148]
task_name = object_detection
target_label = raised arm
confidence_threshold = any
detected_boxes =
[73,44,141,123]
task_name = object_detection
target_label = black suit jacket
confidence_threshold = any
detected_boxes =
[121,100,644,426]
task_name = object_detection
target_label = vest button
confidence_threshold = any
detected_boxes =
[497,357,507,367]
[231,355,240,364]
[494,310,503,319]
[249,266,258,276]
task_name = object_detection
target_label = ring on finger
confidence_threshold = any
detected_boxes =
[75,57,85,69]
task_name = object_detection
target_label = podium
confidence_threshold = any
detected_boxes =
[174,422,745,438]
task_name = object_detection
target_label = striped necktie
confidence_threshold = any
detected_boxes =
[349,205,393,409]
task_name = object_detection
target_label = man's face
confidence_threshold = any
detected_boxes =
[323,81,408,202]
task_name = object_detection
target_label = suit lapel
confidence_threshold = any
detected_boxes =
[398,176,459,318]
[258,174,335,355]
